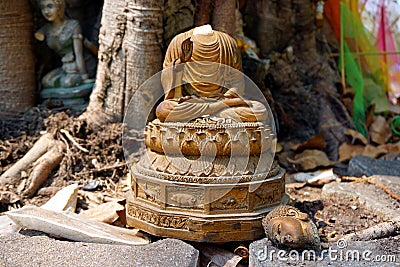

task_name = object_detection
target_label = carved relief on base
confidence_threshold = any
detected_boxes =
[210,186,249,211]
[166,185,204,209]
[127,204,189,230]
[135,179,161,205]
[131,166,286,213]
[253,178,285,209]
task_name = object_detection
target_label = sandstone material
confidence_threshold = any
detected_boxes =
[249,237,399,267]
[348,155,400,177]
[0,233,199,267]
[6,206,149,245]
[41,183,79,212]
[322,177,400,220]
[1,185,79,236]
[0,216,20,235]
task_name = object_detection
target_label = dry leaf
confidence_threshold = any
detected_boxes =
[276,142,283,153]
[291,134,327,152]
[380,141,400,153]
[277,150,296,170]
[287,149,331,171]
[37,187,62,197]
[41,183,79,212]
[80,202,125,225]
[345,129,368,145]
[369,116,392,145]
[362,144,388,159]
[338,143,364,162]
[285,182,307,190]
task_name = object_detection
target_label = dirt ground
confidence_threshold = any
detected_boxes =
[0,106,393,232]
[0,106,128,213]
[0,106,399,267]
[286,184,385,242]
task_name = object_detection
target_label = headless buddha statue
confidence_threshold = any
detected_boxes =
[156,25,267,123]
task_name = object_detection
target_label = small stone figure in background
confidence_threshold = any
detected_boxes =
[262,205,321,250]
[35,0,94,110]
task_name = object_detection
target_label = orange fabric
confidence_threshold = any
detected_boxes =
[324,0,341,39]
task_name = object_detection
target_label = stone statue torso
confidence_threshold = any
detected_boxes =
[163,28,243,98]
[41,20,79,57]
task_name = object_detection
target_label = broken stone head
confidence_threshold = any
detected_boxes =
[262,205,321,250]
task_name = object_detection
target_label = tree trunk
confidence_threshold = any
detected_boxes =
[194,0,212,27]
[81,0,352,161]
[82,0,163,125]
[0,0,35,119]
[244,0,354,160]
[212,0,236,36]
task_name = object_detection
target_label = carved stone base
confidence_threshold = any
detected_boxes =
[126,167,288,242]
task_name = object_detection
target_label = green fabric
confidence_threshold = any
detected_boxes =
[339,2,390,137]
[339,42,367,136]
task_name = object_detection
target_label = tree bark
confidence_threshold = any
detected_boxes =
[243,0,354,160]
[82,0,163,125]
[163,0,195,44]
[0,0,35,119]
[194,0,212,27]
[211,0,236,36]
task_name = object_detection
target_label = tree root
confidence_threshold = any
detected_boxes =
[0,132,66,199]
[0,133,56,185]
[22,141,65,198]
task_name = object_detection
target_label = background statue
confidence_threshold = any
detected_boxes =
[156,24,268,123]
[35,0,91,89]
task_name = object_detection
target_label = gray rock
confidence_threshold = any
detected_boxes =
[348,155,400,177]
[0,232,199,267]
[322,177,400,220]
[249,237,400,267]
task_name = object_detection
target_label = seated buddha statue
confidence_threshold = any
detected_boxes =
[156,25,268,123]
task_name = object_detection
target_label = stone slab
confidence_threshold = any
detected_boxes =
[249,237,399,267]
[6,206,149,245]
[348,155,400,177]
[322,176,400,220]
[0,232,199,267]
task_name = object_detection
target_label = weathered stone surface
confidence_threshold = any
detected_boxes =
[6,206,149,245]
[0,233,199,267]
[348,155,400,177]
[0,216,20,235]
[41,184,79,212]
[321,177,400,220]
[249,237,399,267]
